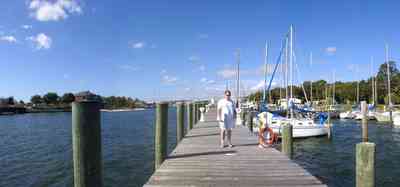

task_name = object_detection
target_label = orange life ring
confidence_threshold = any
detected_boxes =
[259,127,278,146]
[266,127,278,145]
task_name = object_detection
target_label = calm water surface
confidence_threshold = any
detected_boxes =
[1,110,400,187]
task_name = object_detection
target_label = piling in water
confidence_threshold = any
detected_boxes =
[155,102,168,170]
[241,109,246,126]
[361,101,368,142]
[176,102,184,142]
[72,101,103,187]
[187,103,193,130]
[356,142,375,187]
[282,124,293,159]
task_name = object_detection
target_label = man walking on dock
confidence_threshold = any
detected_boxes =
[217,90,236,148]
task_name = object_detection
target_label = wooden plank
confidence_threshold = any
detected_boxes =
[144,108,327,187]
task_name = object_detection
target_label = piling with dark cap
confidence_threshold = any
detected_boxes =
[247,111,253,133]
[72,101,103,187]
[361,101,368,142]
[176,102,184,142]
[155,102,168,170]
[327,111,332,140]
[241,109,246,126]
[282,124,293,159]
[356,142,375,187]
[187,103,193,130]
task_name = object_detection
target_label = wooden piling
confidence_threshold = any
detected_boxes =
[356,142,375,187]
[176,102,184,142]
[282,124,293,159]
[155,102,168,170]
[193,103,197,125]
[197,103,201,123]
[361,101,368,142]
[247,111,253,133]
[241,109,246,126]
[327,111,332,140]
[187,103,193,130]
[72,101,103,187]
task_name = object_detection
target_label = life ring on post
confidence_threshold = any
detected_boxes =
[266,127,278,145]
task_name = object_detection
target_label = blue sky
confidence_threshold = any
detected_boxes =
[1,0,400,102]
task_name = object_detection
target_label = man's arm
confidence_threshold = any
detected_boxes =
[218,107,222,121]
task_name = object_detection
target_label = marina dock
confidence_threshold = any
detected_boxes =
[144,108,327,187]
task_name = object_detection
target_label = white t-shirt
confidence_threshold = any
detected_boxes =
[217,99,235,122]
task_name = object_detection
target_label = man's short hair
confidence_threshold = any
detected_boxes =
[224,90,231,96]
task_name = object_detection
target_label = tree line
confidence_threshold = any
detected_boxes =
[27,93,147,109]
[248,61,400,105]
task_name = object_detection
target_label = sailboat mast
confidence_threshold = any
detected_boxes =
[371,56,375,105]
[386,43,391,107]
[357,81,360,104]
[279,50,283,101]
[289,25,294,119]
[263,42,268,103]
[285,37,289,116]
[236,49,240,108]
[332,70,335,105]
[310,52,313,104]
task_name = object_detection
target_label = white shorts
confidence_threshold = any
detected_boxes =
[219,120,234,130]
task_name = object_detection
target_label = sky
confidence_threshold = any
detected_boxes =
[1,0,400,102]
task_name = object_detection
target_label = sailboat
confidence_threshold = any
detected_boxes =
[374,44,400,122]
[255,25,329,138]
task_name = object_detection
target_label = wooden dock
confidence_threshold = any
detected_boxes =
[144,109,327,187]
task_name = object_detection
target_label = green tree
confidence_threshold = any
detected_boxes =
[43,92,59,105]
[61,93,75,104]
[31,95,43,104]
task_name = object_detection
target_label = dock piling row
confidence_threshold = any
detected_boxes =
[282,124,293,159]
[155,102,168,170]
[176,102,184,142]
[72,101,103,187]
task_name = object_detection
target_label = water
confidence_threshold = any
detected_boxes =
[1,111,400,187]
[292,119,400,187]
[0,108,180,187]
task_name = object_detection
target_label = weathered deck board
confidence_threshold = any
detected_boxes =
[144,109,326,187]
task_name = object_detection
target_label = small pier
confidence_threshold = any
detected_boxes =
[144,108,327,187]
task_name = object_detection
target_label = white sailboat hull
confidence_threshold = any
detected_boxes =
[373,111,400,122]
[393,115,400,126]
[254,116,329,138]
[339,111,355,119]
[271,125,329,138]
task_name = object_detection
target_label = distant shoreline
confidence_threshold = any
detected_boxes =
[0,107,148,115]
[100,108,147,112]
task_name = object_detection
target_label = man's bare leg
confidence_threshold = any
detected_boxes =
[220,129,225,148]
[227,129,233,147]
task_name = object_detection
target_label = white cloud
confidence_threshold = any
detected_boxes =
[198,34,209,39]
[21,25,33,29]
[0,36,17,43]
[325,47,337,55]
[63,74,70,79]
[27,33,52,49]
[257,64,275,75]
[199,65,206,72]
[28,0,82,22]
[217,68,236,79]
[200,77,215,84]
[250,80,277,91]
[161,69,167,74]
[119,65,139,71]
[188,55,200,63]
[131,42,145,49]
[162,75,178,84]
